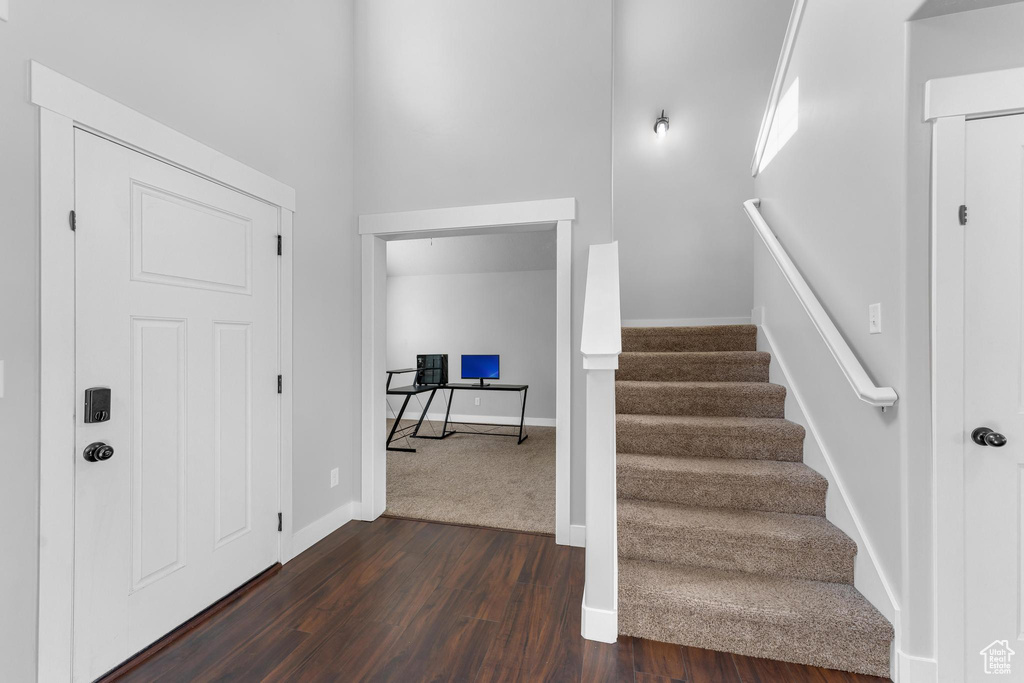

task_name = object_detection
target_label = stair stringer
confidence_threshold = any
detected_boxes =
[755,315,900,681]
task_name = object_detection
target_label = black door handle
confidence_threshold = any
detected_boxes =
[83,442,115,462]
[972,427,1007,448]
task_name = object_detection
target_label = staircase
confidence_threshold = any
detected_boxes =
[615,324,893,678]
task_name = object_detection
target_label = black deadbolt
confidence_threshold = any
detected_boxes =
[84,387,111,423]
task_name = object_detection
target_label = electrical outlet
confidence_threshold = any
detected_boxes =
[869,303,882,334]
[0,0,8,22]
[330,468,339,488]
[474,397,480,406]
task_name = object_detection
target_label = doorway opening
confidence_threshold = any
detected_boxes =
[358,199,575,544]
[383,231,557,533]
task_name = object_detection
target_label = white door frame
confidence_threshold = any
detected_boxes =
[358,199,576,545]
[926,66,1024,683]
[32,62,296,681]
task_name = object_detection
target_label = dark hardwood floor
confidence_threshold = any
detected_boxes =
[107,517,891,682]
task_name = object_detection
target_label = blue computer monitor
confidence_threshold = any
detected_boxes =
[462,354,499,386]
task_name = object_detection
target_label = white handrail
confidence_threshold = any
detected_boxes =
[580,241,620,644]
[744,199,898,408]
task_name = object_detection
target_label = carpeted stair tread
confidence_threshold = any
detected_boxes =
[617,414,805,461]
[622,325,757,353]
[618,499,855,583]
[618,351,770,382]
[616,381,785,418]
[617,453,827,515]
[618,559,893,678]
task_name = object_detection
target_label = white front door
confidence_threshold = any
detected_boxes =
[964,113,1024,682]
[72,130,281,681]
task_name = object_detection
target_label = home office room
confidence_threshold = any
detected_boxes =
[382,231,557,535]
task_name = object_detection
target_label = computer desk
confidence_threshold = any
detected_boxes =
[386,375,530,451]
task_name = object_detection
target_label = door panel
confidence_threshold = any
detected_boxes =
[964,113,1024,681]
[214,321,253,547]
[73,130,280,681]
[130,317,187,590]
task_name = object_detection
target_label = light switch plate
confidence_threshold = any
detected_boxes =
[869,303,882,334]
[330,467,339,488]
[0,0,9,22]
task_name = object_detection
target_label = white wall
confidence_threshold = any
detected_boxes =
[750,0,919,660]
[0,2,355,678]
[355,0,614,525]
[904,1,1024,661]
[614,0,790,324]
[387,269,556,423]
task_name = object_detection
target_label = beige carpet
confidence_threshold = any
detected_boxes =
[385,419,555,534]
[616,325,893,678]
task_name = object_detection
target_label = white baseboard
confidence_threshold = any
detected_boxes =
[897,651,937,683]
[580,589,617,643]
[289,501,355,559]
[757,324,901,639]
[621,315,751,328]
[389,410,556,428]
[570,523,586,548]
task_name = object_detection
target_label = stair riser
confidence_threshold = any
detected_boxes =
[616,421,804,462]
[617,520,855,584]
[618,601,890,679]
[616,384,784,418]
[618,354,769,382]
[622,326,757,353]
[617,467,826,516]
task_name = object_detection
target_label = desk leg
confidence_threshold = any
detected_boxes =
[518,387,529,444]
[442,388,454,436]
[413,388,438,437]
[386,395,415,452]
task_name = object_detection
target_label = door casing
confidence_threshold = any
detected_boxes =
[358,200,576,546]
[927,66,1024,682]
[33,61,296,681]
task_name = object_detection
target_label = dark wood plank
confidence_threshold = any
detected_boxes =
[377,586,500,681]
[680,646,741,683]
[198,625,308,682]
[581,635,635,683]
[733,652,802,682]
[516,532,570,587]
[365,521,475,628]
[440,529,532,621]
[635,673,683,683]
[104,518,889,683]
[475,582,555,681]
[632,637,686,679]
[264,618,403,682]
[516,544,586,683]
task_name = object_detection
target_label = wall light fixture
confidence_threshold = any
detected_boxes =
[654,110,669,139]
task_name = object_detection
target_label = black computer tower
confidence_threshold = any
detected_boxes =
[416,354,448,385]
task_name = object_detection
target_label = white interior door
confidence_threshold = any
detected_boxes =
[964,113,1024,681]
[72,130,281,681]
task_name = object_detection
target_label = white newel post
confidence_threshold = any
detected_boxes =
[580,242,621,643]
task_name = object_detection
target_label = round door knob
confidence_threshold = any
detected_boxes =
[83,442,115,462]
[972,427,1008,448]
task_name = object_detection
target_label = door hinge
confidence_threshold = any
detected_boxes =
[69,210,77,232]
[959,204,968,226]
[277,235,282,256]
[278,375,283,394]
[278,512,282,532]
